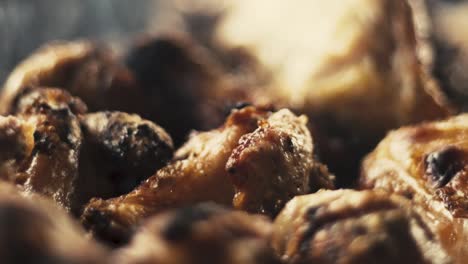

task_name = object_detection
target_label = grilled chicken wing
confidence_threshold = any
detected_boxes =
[226,109,334,216]
[0,41,144,115]
[81,106,333,244]
[0,182,107,264]
[76,111,174,210]
[0,88,174,215]
[360,114,468,262]
[112,203,279,264]
[272,189,451,264]
[4,87,86,213]
[81,106,268,244]
[216,0,449,187]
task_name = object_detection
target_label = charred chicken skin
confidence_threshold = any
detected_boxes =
[272,189,451,264]
[81,106,334,244]
[0,87,174,215]
[360,114,468,262]
[112,203,280,264]
[4,87,86,213]
[77,111,174,205]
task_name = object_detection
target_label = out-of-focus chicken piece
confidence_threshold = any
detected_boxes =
[78,111,174,204]
[0,181,107,264]
[272,189,451,264]
[2,87,86,213]
[409,0,468,110]
[216,0,450,187]
[226,109,334,216]
[81,106,269,244]
[0,116,34,180]
[112,203,280,264]
[0,41,144,115]
[82,106,333,244]
[360,114,468,262]
[124,35,244,144]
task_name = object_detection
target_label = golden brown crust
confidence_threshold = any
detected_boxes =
[226,109,334,216]
[4,88,86,213]
[81,106,333,244]
[360,114,468,261]
[272,189,451,264]
[112,203,280,264]
[81,106,269,244]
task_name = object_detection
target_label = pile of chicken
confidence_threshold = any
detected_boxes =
[0,0,467,263]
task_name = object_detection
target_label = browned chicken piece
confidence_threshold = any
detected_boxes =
[81,106,269,244]
[1,87,174,214]
[112,203,280,264]
[360,114,468,262]
[226,109,334,216]
[272,189,451,264]
[81,106,333,244]
[0,41,144,116]
[2,87,86,213]
[0,181,108,264]
[410,0,468,110]
[78,111,174,203]
[215,0,450,187]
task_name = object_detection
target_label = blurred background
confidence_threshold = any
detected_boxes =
[0,0,181,83]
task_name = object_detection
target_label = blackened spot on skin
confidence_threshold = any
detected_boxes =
[283,136,294,153]
[226,166,236,174]
[83,207,131,247]
[425,146,464,188]
[32,131,54,154]
[223,102,252,117]
[233,102,252,110]
[162,203,224,242]
[135,123,154,138]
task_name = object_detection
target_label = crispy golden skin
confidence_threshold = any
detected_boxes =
[112,203,279,264]
[360,114,468,262]
[78,111,174,204]
[217,0,450,187]
[5,88,86,213]
[0,41,144,116]
[272,189,451,264]
[0,182,107,264]
[81,106,269,244]
[226,109,334,216]
[81,106,333,244]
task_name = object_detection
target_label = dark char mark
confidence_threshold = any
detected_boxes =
[425,146,465,188]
